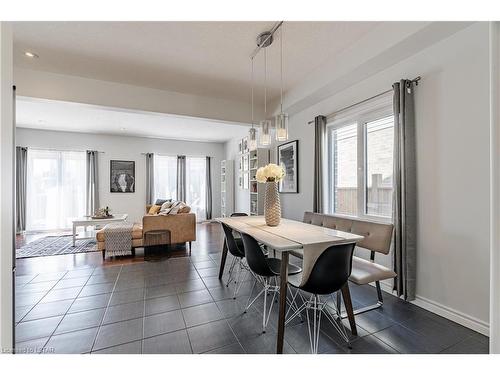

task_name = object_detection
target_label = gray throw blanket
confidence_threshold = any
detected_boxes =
[103,222,134,257]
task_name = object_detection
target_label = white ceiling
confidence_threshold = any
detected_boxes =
[13,21,379,103]
[16,96,250,143]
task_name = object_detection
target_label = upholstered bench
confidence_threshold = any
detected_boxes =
[301,211,395,315]
[96,223,144,259]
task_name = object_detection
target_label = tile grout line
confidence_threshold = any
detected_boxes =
[89,265,124,353]
[40,267,98,353]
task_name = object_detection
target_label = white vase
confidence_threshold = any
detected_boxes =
[265,181,281,226]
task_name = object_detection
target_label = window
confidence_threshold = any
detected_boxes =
[331,123,358,216]
[153,155,207,221]
[365,116,394,217]
[186,157,207,221]
[26,149,86,231]
[154,155,177,202]
[327,95,394,220]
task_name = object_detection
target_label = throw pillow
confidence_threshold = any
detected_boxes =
[155,198,172,206]
[178,205,191,214]
[148,205,161,215]
[159,201,174,214]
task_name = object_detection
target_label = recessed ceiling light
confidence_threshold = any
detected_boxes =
[24,51,39,58]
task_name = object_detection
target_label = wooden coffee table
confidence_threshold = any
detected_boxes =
[72,214,128,246]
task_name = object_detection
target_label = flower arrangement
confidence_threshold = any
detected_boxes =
[256,163,286,183]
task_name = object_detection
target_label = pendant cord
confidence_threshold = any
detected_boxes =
[280,24,283,113]
[251,57,254,128]
[264,47,267,116]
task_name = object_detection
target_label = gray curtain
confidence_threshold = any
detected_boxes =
[205,156,212,220]
[392,80,417,301]
[313,115,327,213]
[145,153,155,205]
[177,155,186,202]
[16,146,28,233]
[86,151,99,216]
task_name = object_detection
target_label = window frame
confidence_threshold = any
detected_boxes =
[326,93,394,223]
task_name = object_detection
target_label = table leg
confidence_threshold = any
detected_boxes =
[276,251,289,354]
[341,283,358,336]
[72,224,76,247]
[218,238,228,280]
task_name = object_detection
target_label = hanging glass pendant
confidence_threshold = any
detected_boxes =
[275,112,288,141]
[260,119,272,146]
[249,127,257,151]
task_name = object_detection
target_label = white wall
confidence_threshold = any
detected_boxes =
[16,128,225,224]
[15,68,260,124]
[225,23,491,334]
[224,138,250,214]
[0,22,14,350]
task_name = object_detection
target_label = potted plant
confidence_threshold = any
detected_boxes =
[256,163,286,226]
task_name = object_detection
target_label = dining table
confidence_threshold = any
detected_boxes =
[216,215,364,354]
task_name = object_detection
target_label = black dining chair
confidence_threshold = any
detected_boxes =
[221,222,248,298]
[230,212,249,217]
[285,242,356,353]
[240,232,302,333]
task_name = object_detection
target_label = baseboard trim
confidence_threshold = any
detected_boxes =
[376,281,490,336]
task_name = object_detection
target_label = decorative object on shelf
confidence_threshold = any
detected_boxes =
[242,137,249,153]
[92,206,114,219]
[256,163,285,226]
[110,160,135,193]
[277,140,299,193]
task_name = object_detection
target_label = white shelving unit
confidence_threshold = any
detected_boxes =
[249,148,270,215]
[221,160,234,217]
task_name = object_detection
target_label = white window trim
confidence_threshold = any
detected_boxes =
[326,93,394,223]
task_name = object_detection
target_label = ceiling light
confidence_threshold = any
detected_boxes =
[259,47,271,147]
[275,24,289,142]
[120,127,126,131]
[24,51,39,58]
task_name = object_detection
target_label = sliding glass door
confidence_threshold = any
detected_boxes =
[186,157,206,221]
[26,149,86,231]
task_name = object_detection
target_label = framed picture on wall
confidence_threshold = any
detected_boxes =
[277,140,299,193]
[110,160,136,193]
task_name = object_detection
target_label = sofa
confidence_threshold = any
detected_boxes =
[96,205,196,258]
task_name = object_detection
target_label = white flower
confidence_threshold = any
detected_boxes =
[256,163,285,183]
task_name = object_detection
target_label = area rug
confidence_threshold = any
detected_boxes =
[16,235,99,259]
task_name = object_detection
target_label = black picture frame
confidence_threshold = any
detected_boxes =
[277,140,299,193]
[110,160,136,193]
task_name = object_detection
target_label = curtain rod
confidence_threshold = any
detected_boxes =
[307,76,421,125]
[23,147,105,153]
[140,152,213,158]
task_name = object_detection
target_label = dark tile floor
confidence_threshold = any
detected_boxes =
[14,223,489,354]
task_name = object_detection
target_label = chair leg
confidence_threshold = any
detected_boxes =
[341,284,357,336]
[342,281,384,317]
[188,241,192,256]
[225,257,237,287]
[305,295,322,354]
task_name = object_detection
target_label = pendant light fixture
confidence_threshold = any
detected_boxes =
[275,24,289,141]
[259,46,271,146]
[248,57,257,151]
